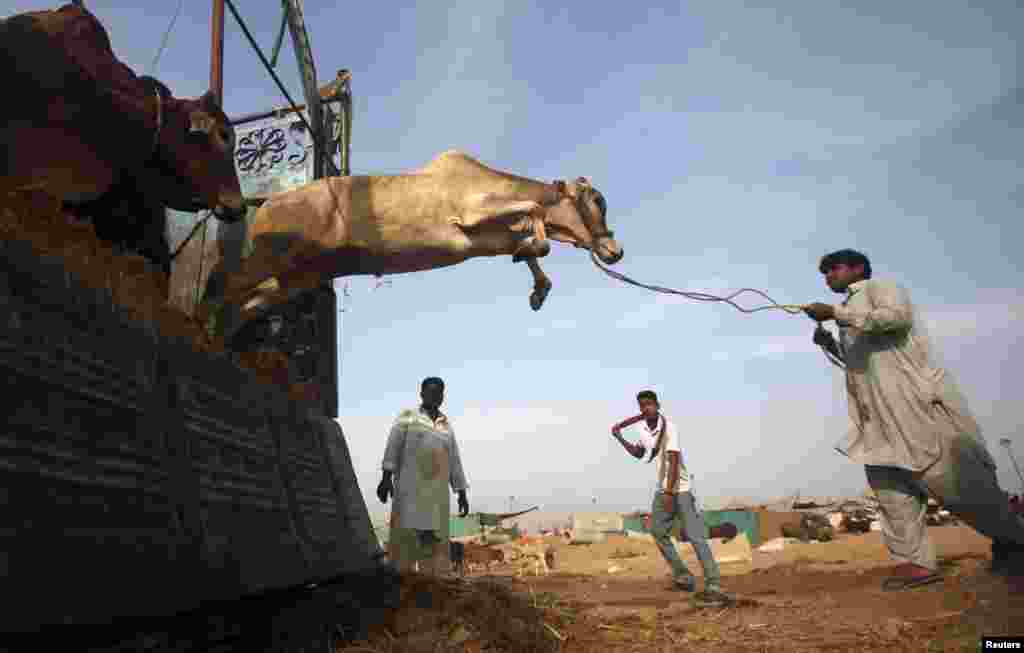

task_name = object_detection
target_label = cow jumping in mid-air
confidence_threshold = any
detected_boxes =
[202,150,624,339]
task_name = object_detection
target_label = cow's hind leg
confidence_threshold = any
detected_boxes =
[525,257,552,311]
[229,265,327,338]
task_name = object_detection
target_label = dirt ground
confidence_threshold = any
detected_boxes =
[342,525,1023,653]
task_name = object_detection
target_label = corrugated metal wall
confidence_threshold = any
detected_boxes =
[0,238,378,631]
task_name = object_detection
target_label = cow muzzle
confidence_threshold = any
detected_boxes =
[212,190,247,223]
[595,236,623,264]
[212,202,246,223]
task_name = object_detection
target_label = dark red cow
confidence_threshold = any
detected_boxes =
[0,4,244,219]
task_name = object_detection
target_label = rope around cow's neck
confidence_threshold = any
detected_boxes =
[588,251,805,314]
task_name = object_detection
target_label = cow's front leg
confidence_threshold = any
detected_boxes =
[458,197,551,262]
[525,257,552,311]
[512,210,551,263]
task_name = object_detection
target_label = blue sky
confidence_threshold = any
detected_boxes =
[46,0,1023,515]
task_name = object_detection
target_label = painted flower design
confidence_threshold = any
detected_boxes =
[287,121,310,168]
[235,127,287,173]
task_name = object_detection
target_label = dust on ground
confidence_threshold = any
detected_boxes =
[343,525,1023,652]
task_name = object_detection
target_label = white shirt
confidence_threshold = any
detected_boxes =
[832,278,994,472]
[639,414,690,493]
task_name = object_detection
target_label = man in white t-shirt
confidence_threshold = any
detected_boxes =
[612,390,730,606]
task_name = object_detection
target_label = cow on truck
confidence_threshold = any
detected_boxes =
[0,4,246,290]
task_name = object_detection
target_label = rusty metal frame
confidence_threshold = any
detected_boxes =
[201,0,348,418]
[210,0,225,105]
[229,96,333,128]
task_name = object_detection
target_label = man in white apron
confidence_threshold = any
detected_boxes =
[804,249,1024,591]
[377,377,469,575]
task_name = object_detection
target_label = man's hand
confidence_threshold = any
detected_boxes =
[611,419,646,460]
[812,324,846,364]
[612,415,644,436]
[803,302,836,322]
[457,490,470,518]
[376,474,393,504]
[813,324,834,347]
[662,493,674,514]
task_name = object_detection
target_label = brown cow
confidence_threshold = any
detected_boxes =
[0,4,244,219]
[201,150,623,339]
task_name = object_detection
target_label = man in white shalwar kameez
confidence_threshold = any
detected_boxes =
[804,249,1024,591]
[377,376,469,575]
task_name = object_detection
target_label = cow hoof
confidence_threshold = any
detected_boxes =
[530,280,552,311]
[532,290,548,311]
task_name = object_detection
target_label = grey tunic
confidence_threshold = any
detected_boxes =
[832,278,995,472]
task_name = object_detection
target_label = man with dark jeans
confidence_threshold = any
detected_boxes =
[612,390,731,606]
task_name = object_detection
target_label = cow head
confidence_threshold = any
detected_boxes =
[144,79,245,222]
[545,177,623,264]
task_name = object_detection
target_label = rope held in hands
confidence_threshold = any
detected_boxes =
[588,251,847,369]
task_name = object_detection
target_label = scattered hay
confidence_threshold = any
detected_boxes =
[608,548,644,560]
[344,574,569,653]
[0,190,306,393]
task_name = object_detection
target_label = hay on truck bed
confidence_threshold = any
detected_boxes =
[0,190,295,390]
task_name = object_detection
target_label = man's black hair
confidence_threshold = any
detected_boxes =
[421,376,445,390]
[636,390,658,403]
[819,249,872,279]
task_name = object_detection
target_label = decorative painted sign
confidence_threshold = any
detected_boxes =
[233,112,313,199]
